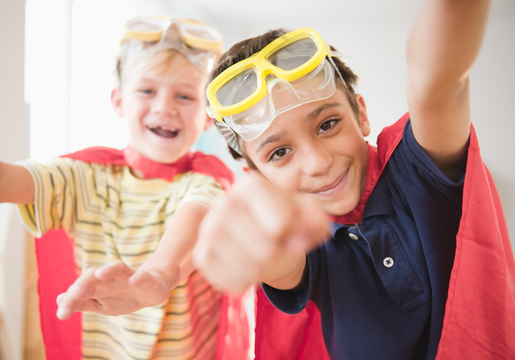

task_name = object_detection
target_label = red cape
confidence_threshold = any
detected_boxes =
[254,113,515,359]
[34,147,248,360]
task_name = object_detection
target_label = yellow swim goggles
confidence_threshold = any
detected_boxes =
[206,28,346,150]
[121,16,223,73]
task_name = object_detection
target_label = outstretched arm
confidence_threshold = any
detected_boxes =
[56,201,210,319]
[193,175,330,294]
[0,161,34,204]
[407,0,491,179]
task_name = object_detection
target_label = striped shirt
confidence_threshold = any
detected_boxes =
[17,157,225,360]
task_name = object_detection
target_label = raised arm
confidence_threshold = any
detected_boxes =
[136,201,211,288]
[56,202,211,319]
[0,161,34,204]
[407,0,491,179]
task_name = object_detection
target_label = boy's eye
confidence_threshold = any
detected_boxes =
[177,94,193,100]
[139,89,154,95]
[317,119,341,134]
[269,147,291,162]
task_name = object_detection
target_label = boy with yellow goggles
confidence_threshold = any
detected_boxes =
[197,1,515,360]
[206,28,347,151]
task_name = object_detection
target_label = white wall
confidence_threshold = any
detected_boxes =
[0,0,30,359]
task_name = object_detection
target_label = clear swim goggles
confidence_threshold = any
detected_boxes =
[206,28,346,154]
[120,16,223,74]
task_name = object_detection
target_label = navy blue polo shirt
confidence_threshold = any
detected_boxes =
[262,120,465,360]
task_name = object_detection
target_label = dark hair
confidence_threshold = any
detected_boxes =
[209,28,360,164]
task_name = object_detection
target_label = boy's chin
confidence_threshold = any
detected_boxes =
[140,148,186,164]
[318,194,361,217]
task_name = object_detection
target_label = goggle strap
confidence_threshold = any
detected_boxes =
[328,56,348,88]
[331,50,352,59]
[214,121,243,155]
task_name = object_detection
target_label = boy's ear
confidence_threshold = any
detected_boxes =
[111,87,124,117]
[203,114,213,131]
[355,94,371,137]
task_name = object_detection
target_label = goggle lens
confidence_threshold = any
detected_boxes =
[126,18,163,33]
[216,68,258,107]
[184,25,219,41]
[267,38,318,70]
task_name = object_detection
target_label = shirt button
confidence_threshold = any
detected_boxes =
[383,257,394,268]
[349,233,359,240]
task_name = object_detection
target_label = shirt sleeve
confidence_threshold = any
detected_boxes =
[15,158,80,237]
[261,249,322,314]
[401,120,465,187]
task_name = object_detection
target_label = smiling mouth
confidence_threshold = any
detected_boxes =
[313,169,349,197]
[147,125,179,139]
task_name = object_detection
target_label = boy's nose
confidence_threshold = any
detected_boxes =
[301,142,332,177]
[151,100,178,116]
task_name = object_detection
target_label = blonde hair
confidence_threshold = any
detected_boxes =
[114,39,184,87]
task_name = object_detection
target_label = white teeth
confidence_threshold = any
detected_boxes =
[317,189,332,195]
[147,125,178,132]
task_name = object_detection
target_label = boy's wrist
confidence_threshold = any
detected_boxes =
[138,262,181,291]
[262,252,307,291]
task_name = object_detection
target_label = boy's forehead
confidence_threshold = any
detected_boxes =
[250,95,349,151]
[272,85,349,116]
[124,51,205,83]
[144,52,196,75]
[274,91,348,125]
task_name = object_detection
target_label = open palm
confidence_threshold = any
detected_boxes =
[56,260,172,320]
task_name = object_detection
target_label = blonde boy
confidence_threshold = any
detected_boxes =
[0,17,247,360]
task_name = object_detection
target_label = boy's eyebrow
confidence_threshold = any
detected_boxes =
[135,78,198,91]
[255,130,287,154]
[307,102,342,122]
[134,77,158,84]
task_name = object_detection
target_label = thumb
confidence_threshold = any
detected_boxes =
[56,292,65,305]
[128,271,155,288]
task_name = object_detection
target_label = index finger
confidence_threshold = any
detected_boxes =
[56,267,101,320]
